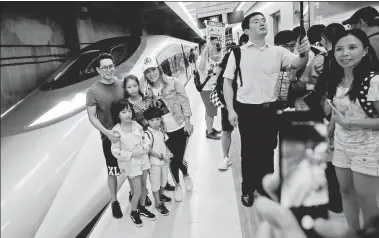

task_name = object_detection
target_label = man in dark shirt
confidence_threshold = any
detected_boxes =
[86,53,124,218]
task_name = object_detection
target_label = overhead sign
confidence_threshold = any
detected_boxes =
[205,20,226,63]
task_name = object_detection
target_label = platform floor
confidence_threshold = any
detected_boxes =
[90,79,347,238]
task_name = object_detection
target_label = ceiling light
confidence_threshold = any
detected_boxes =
[178,2,203,37]
[236,2,245,11]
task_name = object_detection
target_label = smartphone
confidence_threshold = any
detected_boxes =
[278,110,330,238]
[326,99,338,111]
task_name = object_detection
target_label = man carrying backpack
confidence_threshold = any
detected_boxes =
[223,12,310,207]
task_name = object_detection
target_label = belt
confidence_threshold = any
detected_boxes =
[251,102,276,108]
[237,101,277,108]
[261,102,275,108]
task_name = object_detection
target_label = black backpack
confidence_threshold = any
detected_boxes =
[214,47,242,107]
[303,51,332,121]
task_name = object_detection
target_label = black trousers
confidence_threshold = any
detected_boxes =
[235,101,278,196]
[166,127,189,185]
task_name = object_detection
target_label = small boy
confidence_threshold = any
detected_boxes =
[143,107,172,216]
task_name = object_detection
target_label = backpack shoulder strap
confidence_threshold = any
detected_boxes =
[232,47,243,86]
[144,129,154,147]
[233,47,241,67]
[357,72,379,118]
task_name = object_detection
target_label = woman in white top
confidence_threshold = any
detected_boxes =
[324,29,379,232]
[139,56,194,202]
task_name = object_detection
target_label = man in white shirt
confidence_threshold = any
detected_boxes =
[223,12,310,207]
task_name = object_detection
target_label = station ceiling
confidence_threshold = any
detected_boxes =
[182,2,240,19]
[88,2,203,42]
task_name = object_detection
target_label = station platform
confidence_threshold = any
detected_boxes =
[88,77,346,238]
[87,77,263,238]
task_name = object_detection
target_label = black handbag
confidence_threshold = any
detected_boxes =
[193,60,211,92]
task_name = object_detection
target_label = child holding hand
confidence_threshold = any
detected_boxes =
[144,106,173,215]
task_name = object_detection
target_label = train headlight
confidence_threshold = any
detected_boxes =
[29,92,86,127]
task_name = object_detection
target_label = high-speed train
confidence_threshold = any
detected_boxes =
[1,34,196,238]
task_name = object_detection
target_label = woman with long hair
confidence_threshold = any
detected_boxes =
[140,56,194,202]
[324,28,379,231]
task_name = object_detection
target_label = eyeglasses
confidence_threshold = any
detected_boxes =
[100,64,115,72]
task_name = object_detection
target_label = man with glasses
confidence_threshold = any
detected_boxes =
[86,53,124,218]
[342,6,379,58]
[223,12,310,207]
[274,30,297,53]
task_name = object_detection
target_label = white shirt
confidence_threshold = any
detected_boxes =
[146,127,169,166]
[223,41,296,104]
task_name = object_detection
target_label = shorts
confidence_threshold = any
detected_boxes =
[221,107,233,132]
[332,148,379,176]
[102,138,121,176]
[200,90,217,117]
[149,164,169,192]
[118,155,151,179]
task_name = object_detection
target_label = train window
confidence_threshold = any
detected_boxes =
[160,59,172,76]
[40,36,141,91]
[40,51,100,91]
[110,44,127,65]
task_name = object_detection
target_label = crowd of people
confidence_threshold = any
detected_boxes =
[86,5,379,236]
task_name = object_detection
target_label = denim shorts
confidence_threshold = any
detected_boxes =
[118,156,151,179]
[332,148,379,176]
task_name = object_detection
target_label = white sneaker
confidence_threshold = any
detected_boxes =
[184,175,193,191]
[174,186,183,202]
[218,157,232,171]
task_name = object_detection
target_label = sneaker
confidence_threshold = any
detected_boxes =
[174,186,183,202]
[156,203,170,216]
[213,128,222,134]
[138,206,156,221]
[130,210,143,227]
[218,157,232,171]
[184,175,193,191]
[145,195,152,207]
[205,128,222,135]
[206,131,221,140]
[111,201,123,219]
[160,194,172,204]
[164,183,175,191]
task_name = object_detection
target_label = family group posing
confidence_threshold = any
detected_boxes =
[86,53,193,227]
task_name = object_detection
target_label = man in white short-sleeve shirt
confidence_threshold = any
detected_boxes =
[223,12,310,207]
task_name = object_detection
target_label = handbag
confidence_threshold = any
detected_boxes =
[210,89,224,108]
[193,60,212,92]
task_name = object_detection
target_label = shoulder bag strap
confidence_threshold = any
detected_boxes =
[357,72,379,118]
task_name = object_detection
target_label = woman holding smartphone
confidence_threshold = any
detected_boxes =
[324,29,379,232]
